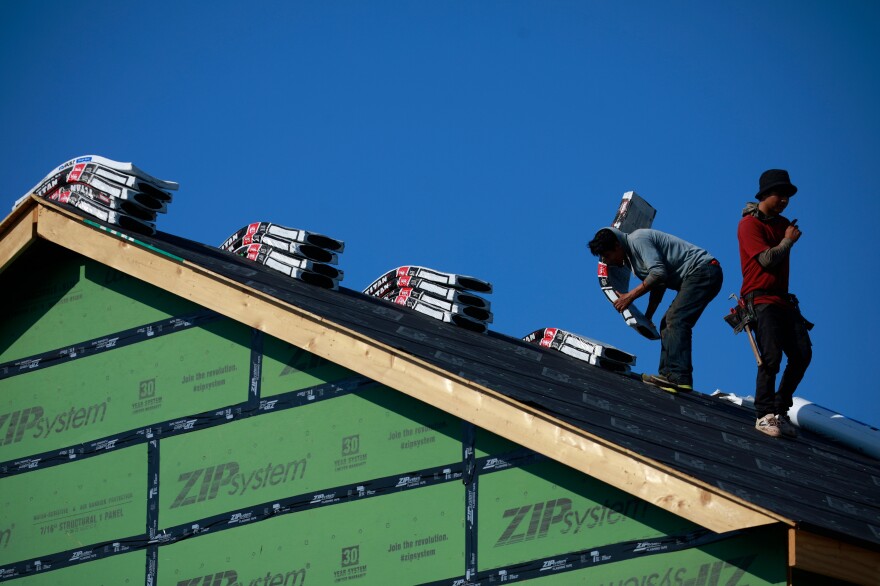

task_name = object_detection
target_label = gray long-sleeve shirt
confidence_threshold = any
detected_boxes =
[609,227,715,291]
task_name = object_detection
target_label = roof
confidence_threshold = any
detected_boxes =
[3,197,880,573]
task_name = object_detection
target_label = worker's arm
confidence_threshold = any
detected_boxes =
[613,272,663,313]
[757,221,801,268]
[644,285,666,321]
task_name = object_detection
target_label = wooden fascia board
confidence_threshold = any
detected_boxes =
[0,198,38,272]
[31,202,785,535]
[789,528,880,585]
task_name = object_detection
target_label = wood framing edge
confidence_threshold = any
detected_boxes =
[0,198,38,272]
[30,203,785,534]
[789,528,880,585]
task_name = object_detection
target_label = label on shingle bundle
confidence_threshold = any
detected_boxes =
[220,222,344,255]
[368,276,490,309]
[48,189,156,235]
[397,276,491,308]
[63,155,178,191]
[390,295,488,334]
[523,327,637,366]
[232,244,343,280]
[364,266,492,295]
[60,183,158,222]
[67,167,169,212]
[16,155,177,211]
[230,243,339,289]
[395,266,492,293]
[388,287,492,323]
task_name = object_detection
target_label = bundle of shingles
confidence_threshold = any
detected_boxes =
[597,191,660,340]
[15,155,177,236]
[219,222,344,290]
[522,327,636,374]
[363,266,493,333]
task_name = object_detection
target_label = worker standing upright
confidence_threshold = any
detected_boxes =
[738,169,813,439]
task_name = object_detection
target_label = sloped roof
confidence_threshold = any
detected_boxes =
[3,198,879,570]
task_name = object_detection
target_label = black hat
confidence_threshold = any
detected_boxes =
[755,169,797,199]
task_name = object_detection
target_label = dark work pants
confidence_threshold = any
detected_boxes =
[752,303,812,419]
[658,261,723,385]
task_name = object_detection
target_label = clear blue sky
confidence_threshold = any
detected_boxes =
[3,2,879,426]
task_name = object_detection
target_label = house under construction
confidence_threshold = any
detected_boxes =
[1,193,879,585]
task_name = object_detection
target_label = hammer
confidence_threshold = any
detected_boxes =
[729,293,763,366]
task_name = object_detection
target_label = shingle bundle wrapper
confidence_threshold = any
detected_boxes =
[364,266,492,333]
[16,155,177,236]
[220,222,344,289]
[523,327,636,374]
[597,191,660,340]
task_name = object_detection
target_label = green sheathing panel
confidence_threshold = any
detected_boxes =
[0,241,199,362]
[260,335,357,397]
[0,446,146,565]
[159,482,464,586]
[12,551,145,586]
[0,319,251,462]
[515,529,786,585]
[159,385,462,527]
[478,460,700,571]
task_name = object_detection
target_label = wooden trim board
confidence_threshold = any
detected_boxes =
[789,528,880,585]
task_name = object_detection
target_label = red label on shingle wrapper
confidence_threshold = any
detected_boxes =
[597,262,608,278]
[245,243,261,260]
[242,222,261,245]
[67,163,87,182]
[540,328,557,347]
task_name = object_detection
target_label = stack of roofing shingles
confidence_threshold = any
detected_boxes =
[220,222,344,290]
[16,155,177,235]
[522,327,636,374]
[364,266,492,333]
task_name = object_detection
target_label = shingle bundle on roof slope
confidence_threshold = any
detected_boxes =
[363,266,493,333]
[523,327,637,374]
[15,155,177,235]
[219,221,344,289]
[597,191,660,340]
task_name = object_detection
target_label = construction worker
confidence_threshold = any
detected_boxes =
[588,227,722,392]
[739,169,812,439]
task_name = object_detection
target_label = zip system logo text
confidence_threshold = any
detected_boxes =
[0,400,110,445]
[495,497,648,547]
[171,458,308,508]
[176,566,306,586]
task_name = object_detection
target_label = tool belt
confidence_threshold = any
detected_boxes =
[724,290,814,333]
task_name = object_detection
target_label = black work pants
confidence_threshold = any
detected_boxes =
[752,302,812,418]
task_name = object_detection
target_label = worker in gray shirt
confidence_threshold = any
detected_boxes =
[588,227,723,392]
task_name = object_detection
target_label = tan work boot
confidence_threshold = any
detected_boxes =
[755,414,781,438]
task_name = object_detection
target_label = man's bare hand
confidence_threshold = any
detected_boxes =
[613,290,635,312]
[785,219,802,242]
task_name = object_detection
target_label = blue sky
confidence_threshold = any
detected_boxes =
[3,1,879,426]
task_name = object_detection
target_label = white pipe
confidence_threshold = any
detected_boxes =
[789,397,880,460]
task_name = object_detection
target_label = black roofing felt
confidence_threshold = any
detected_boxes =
[41,208,880,551]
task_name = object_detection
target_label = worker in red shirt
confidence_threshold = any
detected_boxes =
[738,169,813,439]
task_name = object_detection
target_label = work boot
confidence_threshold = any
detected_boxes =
[641,373,692,393]
[776,414,798,438]
[755,414,781,438]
